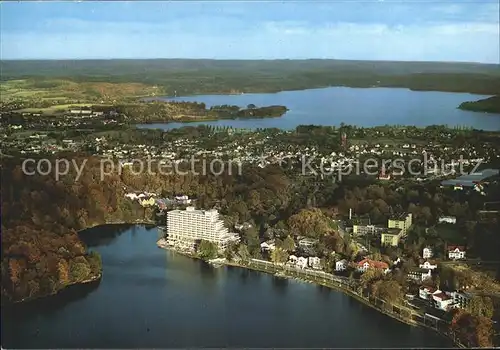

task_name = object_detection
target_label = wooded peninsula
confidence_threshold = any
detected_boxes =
[459,95,500,114]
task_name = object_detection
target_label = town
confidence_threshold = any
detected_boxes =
[126,180,499,344]
[2,105,500,348]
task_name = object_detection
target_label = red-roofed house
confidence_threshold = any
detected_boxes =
[357,259,390,273]
[448,246,466,260]
[419,285,439,300]
[432,292,454,311]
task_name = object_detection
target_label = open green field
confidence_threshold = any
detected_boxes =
[0,78,164,104]
[14,103,97,115]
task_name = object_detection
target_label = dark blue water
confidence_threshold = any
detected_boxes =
[139,87,500,131]
[2,225,455,348]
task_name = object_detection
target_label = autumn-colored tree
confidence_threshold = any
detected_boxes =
[237,244,250,262]
[271,247,289,265]
[86,251,102,274]
[8,258,23,285]
[57,259,70,285]
[69,257,91,283]
[360,268,384,289]
[282,236,296,252]
[372,279,402,303]
[197,240,218,261]
[451,309,494,348]
[287,208,331,238]
[467,295,494,319]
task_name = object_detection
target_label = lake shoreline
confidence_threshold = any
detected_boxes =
[138,87,499,131]
[1,224,460,348]
[145,85,495,100]
[156,239,463,348]
[135,114,285,125]
[6,273,102,305]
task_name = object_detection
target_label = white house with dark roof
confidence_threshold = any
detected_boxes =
[422,247,433,259]
[419,261,438,270]
[335,259,348,271]
[439,216,457,224]
[308,257,321,269]
[408,268,432,282]
[296,257,308,269]
[448,246,466,260]
[260,240,276,252]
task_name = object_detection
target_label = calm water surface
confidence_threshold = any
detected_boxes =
[140,87,500,131]
[2,225,455,348]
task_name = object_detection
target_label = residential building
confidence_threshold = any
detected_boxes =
[235,222,253,231]
[432,292,454,311]
[352,224,385,236]
[335,259,348,271]
[440,168,499,189]
[419,261,438,270]
[381,228,403,246]
[356,259,389,273]
[378,167,391,180]
[451,291,472,309]
[407,268,432,282]
[296,257,308,269]
[438,216,457,224]
[175,195,191,202]
[422,247,433,259]
[260,240,276,252]
[388,212,413,235]
[350,215,371,226]
[125,193,139,200]
[298,237,317,249]
[166,207,239,251]
[139,197,156,207]
[308,257,321,269]
[448,246,466,260]
[419,286,440,300]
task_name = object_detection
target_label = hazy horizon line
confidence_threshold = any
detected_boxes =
[1,57,499,65]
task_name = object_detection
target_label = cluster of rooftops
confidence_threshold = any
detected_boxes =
[440,168,499,188]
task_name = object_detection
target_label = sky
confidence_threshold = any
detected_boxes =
[1,0,499,63]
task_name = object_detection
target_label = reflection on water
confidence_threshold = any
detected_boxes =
[2,279,100,324]
[271,276,289,295]
[199,261,218,286]
[2,224,456,349]
[79,224,133,247]
[316,285,331,300]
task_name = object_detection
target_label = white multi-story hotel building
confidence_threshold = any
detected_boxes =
[166,207,239,251]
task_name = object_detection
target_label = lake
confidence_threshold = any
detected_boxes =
[139,87,500,131]
[2,225,455,348]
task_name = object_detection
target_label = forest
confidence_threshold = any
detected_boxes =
[459,95,500,114]
[2,59,500,97]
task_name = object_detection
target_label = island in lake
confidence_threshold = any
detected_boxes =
[114,102,288,123]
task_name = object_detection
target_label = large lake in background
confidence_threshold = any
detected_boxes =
[139,87,500,131]
[2,225,455,348]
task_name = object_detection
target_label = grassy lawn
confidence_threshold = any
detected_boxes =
[14,103,95,115]
[1,78,162,103]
